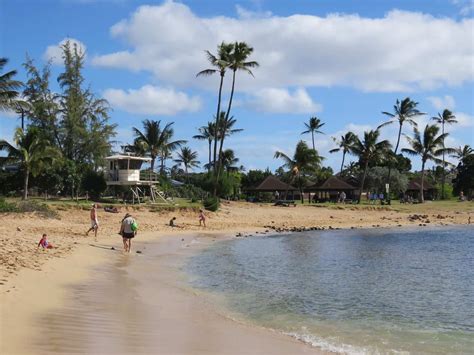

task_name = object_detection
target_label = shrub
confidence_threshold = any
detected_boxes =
[203,196,220,211]
[17,200,59,219]
[81,171,107,198]
[0,198,18,212]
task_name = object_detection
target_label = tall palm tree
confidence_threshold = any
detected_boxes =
[0,58,23,111]
[174,146,200,183]
[301,117,325,151]
[451,145,473,163]
[431,109,457,199]
[402,124,455,203]
[275,140,323,203]
[193,122,215,173]
[351,130,392,202]
[330,131,357,174]
[132,120,186,173]
[378,98,424,201]
[0,127,57,200]
[197,42,233,173]
[214,42,258,190]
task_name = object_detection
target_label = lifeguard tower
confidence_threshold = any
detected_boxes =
[105,154,168,204]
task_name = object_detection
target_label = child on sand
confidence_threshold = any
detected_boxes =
[37,234,54,249]
[198,209,206,227]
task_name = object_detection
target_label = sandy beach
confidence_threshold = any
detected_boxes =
[1,201,472,354]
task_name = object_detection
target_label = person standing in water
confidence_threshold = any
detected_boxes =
[120,213,137,253]
[86,204,99,239]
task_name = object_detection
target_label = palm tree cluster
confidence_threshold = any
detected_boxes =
[325,97,457,203]
[197,41,258,195]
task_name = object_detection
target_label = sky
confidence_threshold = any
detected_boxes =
[1,0,473,173]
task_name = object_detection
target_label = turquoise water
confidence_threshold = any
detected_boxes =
[187,227,474,354]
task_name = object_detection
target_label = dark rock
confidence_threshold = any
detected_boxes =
[136,250,142,254]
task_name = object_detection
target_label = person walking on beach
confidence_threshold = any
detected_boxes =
[120,213,137,253]
[198,209,206,227]
[86,204,99,239]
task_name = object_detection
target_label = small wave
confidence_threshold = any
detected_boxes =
[284,330,408,355]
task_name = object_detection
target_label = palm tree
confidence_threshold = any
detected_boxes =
[0,127,57,200]
[132,120,186,173]
[402,124,455,203]
[351,130,392,202]
[274,140,323,203]
[451,145,473,163]
[193,122,215,173]
[197,42,233,173]
[0,58,23,111]
[301,117,325,151]
[174,146,200,183]
[431,109,457,199]
[220,149,239,174]
[330,131,357,173]
[213,42,258,191]
[378,98,424,201]
[216,111,243,173]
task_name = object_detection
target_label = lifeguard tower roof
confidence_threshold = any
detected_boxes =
[105,155,151,162]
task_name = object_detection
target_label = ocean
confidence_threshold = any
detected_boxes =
[186,226,474,354]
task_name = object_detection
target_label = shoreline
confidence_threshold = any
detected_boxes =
[0,231,327,354]
[1,202,472,353]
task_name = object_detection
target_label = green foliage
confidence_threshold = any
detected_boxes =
[241,169,272,189]
[453,154,474,198]
[81,170,107,198]
[16,200,59,218]
[203,196,220,211]
[0,198,18,212]
[365,167,408,194]
[0,57,24,111]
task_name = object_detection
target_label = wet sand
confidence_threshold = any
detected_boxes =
[0,233,324,354]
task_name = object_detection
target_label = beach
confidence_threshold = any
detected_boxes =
[0,201,472,354]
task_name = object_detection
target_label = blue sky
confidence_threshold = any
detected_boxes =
[1,0,473,172]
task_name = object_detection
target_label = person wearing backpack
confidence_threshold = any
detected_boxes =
[119,213,138,253]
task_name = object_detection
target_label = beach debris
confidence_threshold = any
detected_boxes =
[181,238,185,241]
[111,247,115,250]
[16,227,21,232]
[136,250,142,254]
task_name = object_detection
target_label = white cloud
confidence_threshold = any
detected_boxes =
[427,95,456,111]
[92,2,474,93]
[103,85,202,115]
[44,38,87,65]
[451,0,474,15]
[453,112,474,128]
[246,88,322,114]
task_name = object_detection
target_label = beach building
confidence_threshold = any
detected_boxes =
[306,175,357,203]
[245,175,297,201]
[105,154,166,203]
[405,177,437,201]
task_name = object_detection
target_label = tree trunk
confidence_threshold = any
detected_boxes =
[358,160,369,203]
[386,122,403,203]
[441,122,445,199]
[212,73,225,196]
[213,73,225,174]
[208,140,212,174]
[151,157,155,172]
[215,70,237,195]
[311,131,315,151]
[22,167,30,200]
[185,165,189,184]
[420,160,425,203]
[340,151,346,174]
